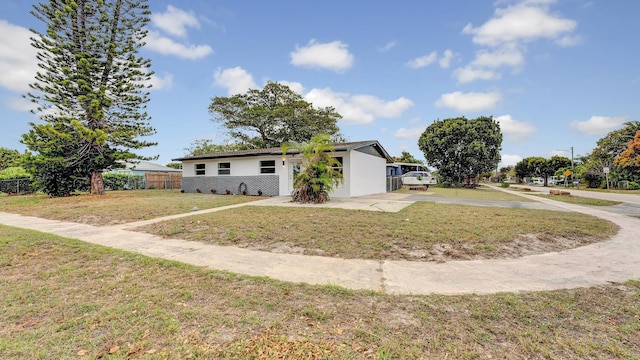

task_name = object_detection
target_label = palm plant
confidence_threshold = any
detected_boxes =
[282,134,344,203]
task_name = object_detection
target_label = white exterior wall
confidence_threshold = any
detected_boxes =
[182,156,285,177]
[180,147,387,197]
[329,152,351,198]
[348,150,387,197]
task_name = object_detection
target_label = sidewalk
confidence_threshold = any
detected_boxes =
[1,190,639,295]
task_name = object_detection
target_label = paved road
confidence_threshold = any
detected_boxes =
[510,184,640,204]
[1,189,639,295]
[507,185,640,216]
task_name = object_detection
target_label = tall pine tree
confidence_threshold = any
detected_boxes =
[22,0,156,196]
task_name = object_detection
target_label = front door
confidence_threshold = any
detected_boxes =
[288,160,301,194]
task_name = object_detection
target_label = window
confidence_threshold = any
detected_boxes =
[332,157,343,174]
[195,163,206,175]
[260,160,276,174]
[218,162,231,175]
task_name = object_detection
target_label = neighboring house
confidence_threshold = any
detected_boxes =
[386,162,430,176]
[110,160,182,175]
[173,140,393,197]
[110,160,182,190]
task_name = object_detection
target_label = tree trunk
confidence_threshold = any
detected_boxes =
[91,171,106,195]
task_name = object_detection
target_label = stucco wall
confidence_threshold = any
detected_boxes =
[180,148,387,198]
[329,153,351,198]
[349,150,387,197]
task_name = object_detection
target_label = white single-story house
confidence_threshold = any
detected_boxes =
[172,140,393,197]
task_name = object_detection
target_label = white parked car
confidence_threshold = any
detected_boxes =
[402,171,437,187]
[529,177,544,185]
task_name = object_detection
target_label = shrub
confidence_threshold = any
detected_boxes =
[628,181,640,190]
[102,173,144,190]
[0,166,32,180]
[0,167,34,194]
[283,134,343,204]
[500,182,510,188]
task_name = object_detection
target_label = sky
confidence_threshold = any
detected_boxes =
[1,0,639,168]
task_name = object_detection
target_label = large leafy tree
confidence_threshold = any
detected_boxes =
[393,151,424,164]
[209,82,342,149]
[183,139,249,156]
[614,130,640,180]
[282,134,343,204]
[22,0,156,196]
[418,116,502,187]
[515,156,571,186]
[583,121,640,187]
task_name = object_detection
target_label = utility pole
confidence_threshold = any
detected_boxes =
[571,146,574,173]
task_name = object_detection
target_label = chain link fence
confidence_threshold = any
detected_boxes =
[0,178,35,194]
[386,176,403,192]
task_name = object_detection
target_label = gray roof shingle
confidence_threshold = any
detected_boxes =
[172,140,393,163]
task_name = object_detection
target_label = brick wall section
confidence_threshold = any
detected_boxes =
[181,175,280,196]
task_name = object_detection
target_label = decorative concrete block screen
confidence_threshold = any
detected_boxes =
[181,175,279,196]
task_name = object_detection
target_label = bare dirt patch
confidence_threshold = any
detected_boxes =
[216,232,602,262]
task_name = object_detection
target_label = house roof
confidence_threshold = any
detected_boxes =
[120,160,182,173]
[172,140,394,163]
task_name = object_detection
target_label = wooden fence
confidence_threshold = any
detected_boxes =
[144,172,181,190]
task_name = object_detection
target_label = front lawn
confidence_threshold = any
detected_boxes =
[140,202,618,262]
[1,226,638,359]
[0,190,262,225]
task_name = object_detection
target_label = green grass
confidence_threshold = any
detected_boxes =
[1,226,638,359]
[533,194,623,206]
[0,190,262,225]
[141,202,619,261]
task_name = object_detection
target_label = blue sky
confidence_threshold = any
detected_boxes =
[1,0,639,167]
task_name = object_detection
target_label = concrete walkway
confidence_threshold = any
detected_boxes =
[1,189,639,295]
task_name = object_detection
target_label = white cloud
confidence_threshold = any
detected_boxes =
[570,115,628,135]
[439,49,454,68]
[462,2,577,47]
[500,154,523,167]
[394,127,424,140]
[0,20,39,93]
[277,81,305,95]
[456,1,579,84]
[555,35,583,47]
[471,44,525,69]
[151,5,200,38]
[213,67,257,95]
[454,67,501,83]
[212,67,413,124]
[351,95,414,118]
[145,73,173,90]
[378,41,397,53]
[406,52,438,69]
[495,114,536,142]
[454,45,524,83]
[435,91,502,113]
[305,88,413,125]
[290,39,354,72]
[549,149,569,157]
[407,50,456,69]
[145,31,213,60]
